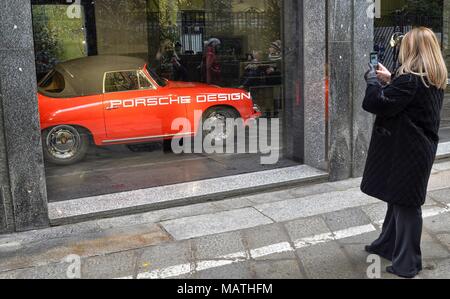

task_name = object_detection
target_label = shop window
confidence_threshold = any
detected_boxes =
[31,0,299,203]
[375,0,450,142]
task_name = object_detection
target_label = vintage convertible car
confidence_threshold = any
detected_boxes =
[38,55,261,165]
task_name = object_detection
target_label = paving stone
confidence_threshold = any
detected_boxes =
[428,188,450,205]
[81,250,137,279]
[433,160,450,172]
[161,208,273,240]
[242,224,296,260]
[361,203,388,225]
[96,202,220,230]
[295,241,360,279]
[436,234,450,251]
[427,170,450,191]
[251,260,304,279]
[421,259,450,279]
[0,221,101,246]
[255,189,377,222]
[322,208,371,232]
[194,261,253,279]
[284,217,330,242]
[421,231,449,259]
[0,239,75,273]
[137,241,192,276]
[424,196,439,206]
[341,244,393,279]
[211,198,253,211]
[71,224,171,255]
[287,183,337,198]
[194,231,246,260]
[325,178,363,191]
[337,229,382,245]
[424,213,450,234]
[0,223,170,273]
[243,190,298,205]
[243,182,335,206]
[0,262,71,279]
[421,232,449,260]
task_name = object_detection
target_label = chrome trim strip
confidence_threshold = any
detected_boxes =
[102,132,195,144]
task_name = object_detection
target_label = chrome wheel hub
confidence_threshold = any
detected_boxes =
[46,126,81,159]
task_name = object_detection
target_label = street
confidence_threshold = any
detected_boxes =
[0,159,449,279]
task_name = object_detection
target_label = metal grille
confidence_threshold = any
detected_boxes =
[374,14,443,71]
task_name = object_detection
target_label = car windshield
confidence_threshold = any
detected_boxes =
[146,66,167,87]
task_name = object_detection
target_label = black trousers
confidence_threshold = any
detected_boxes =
[368,203,423,277]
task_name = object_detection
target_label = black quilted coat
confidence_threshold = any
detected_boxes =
[361,74,444,207]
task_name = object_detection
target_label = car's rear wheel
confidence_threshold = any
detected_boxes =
[42,125,90,165]
[202,107,240,144]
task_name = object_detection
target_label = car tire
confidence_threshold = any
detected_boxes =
[202,107,240,145]
[163,138,174,152]
[42,125,90,166]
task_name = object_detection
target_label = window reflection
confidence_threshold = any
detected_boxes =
[31,0,295,203]
[375,0,450,142]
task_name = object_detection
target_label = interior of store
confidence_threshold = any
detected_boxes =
[31,0,300,203]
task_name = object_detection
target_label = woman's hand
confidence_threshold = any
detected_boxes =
[365,63,379,86]
[376,63,392,84]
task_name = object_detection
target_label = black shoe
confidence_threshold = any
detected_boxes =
[364,245,393,261]
[365,245,375,254]
[386,266,417,279]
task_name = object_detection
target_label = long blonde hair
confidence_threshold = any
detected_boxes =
[397,27,448,90]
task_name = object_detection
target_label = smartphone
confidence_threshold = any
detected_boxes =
[370,52,379,68]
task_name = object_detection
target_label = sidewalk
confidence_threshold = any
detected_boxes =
[0,160,449,279]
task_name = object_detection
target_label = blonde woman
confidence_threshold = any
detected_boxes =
[361,27,447,278]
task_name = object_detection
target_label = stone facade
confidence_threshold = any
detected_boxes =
[0,0,374,233]
[328,0,374,181]
[0,0,49,233]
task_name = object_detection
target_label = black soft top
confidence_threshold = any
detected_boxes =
[39,55,147,98]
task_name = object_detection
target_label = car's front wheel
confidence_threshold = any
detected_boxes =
[42,125,90,165]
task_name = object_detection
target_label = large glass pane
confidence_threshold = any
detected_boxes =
[31,0,301,203]
[375,0,450,142]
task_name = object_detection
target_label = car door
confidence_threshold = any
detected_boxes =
[102,70,188,142]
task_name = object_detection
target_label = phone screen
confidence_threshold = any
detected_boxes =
[370,52,379,67]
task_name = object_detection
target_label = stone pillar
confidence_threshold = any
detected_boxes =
[303,0,328,171]
[0,81,14,234]
[327,0,374,181]
[352,0,375,177]
[0,0,49,232]
[328,0,353,181]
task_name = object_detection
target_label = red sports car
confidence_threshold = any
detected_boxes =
[38,56,261,165]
